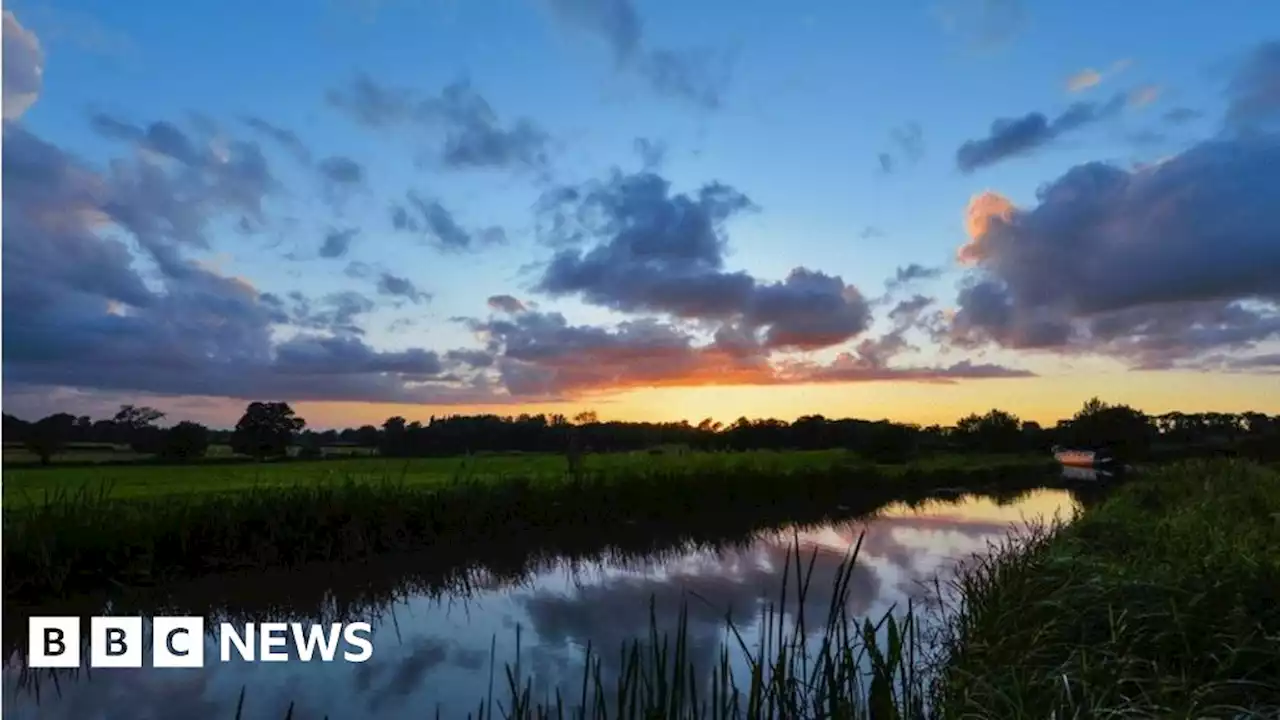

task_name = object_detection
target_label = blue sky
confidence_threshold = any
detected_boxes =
[4,0,1279,427]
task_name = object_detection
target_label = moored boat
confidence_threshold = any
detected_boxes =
[1052,445,1116,468]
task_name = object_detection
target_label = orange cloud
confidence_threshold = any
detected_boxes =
[1066,68,1102,92]
[1128,85,1161,108]
[959,191,1017,264]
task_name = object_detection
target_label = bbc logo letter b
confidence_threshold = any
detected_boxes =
[91,617,143,667]
[29,617,80,668]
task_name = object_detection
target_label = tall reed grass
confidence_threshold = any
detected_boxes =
[932,459,1280,718]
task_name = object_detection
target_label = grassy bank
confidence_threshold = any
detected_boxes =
[0,449,1045,504]
[2,457,1058,603]
[934,459,1280,717]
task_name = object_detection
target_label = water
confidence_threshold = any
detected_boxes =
[3,486,1084,719]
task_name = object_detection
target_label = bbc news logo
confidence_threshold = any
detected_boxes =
[28,617,373,668]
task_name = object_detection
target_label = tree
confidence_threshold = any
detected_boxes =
[230,402,306,460]
[1064,397,1155,460]
[113,404,167,452]
[23,413,77,465]
[573,410,599,425]
[160,422,210,462]
[954,409,1023,453]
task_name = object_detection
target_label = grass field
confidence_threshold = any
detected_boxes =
[1,449,1048,506]
[0,441,376,465]
[2,451,1059,602]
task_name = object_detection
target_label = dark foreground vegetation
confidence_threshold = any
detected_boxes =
[8,461,1273,718]
[934,458,1280,717]
[3,458,1061,603]
[6,397,1279,467]
[293,459,1272,719]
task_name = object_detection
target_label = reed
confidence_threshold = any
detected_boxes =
[931,459,1280,718]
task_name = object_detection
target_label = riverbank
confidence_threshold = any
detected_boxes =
[2,455,1060,603]
[934,458,1280,717]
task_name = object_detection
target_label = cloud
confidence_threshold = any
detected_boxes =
[955,93,1126,172]
[542,0,731,110]
[376,273,431,304]
[1127,85,1161,108]
[2,90,483,407]
[633,137,666,169]
[487,294,528,314]
[319,227,359,259]
[242,116,311,164]
[877,122,924,174]
[263,290,374,336]
[1065,69,1102,93]
[886,264,943,291]
[1065,59,1130,93]
[933,0,1026,50]
[3,11,43,121]
[318,155,364,184]
[1163,107,1203,125]
[472,309,1031,398]
[77,112,278,257]
[1225,40,1280,131]
[388,191,507,251]
[328,75,551,172]
[948,132,1280,369]
[534,169,872,351]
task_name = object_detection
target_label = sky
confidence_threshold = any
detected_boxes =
[3,0,1279,429]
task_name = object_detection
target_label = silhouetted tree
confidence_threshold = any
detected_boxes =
[954,409,1023,453]
[230,402,306,460]
[112,404,167,452]
[159,421,210,462]
[1062,397,1155,460]
[23,413,77,465]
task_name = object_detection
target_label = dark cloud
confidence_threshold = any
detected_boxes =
[542,0,731,110]
[1,118,489,406]
[878,122,924,174]
[319,227,359,259]
[948,132,1280,368]
[318,155,364,184]
[84,113,277,238]
[886,264,943,291]
[955,93,1126,172]
[1163,107,1203,125]
[326,72,416,128]
[633,137,666,169]
[376,273,431,304]
[3,11,43,121]
[388,191,506,251]
[1225,40,1280,131]
[471,309,1031,398]
[444,348,495,368]
[534,169,873,351]
[859,226,884,240]
[328,75,551,173]
[487,294,528,314]
[262,290,374,335]
[242,116,311,164]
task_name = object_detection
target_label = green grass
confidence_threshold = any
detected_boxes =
[932,459,1280,718]
[2,457,1059,603]
[1,450,1050,505]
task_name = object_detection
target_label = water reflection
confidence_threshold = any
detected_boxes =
[4,488,1082,719]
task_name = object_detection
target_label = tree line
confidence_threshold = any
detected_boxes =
[4,398,1278,466]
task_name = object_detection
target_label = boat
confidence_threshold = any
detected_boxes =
[1052,445,1116,469]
